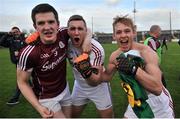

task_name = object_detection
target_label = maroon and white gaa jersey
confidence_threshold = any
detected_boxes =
[18,28,69,99]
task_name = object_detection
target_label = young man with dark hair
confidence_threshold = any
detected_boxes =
[67,15,113,118]
[17,4,91,118]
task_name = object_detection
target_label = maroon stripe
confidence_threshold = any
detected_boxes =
[162,87,170,97]
[92,44,101,65]
[92,47,99,65]
[162,87,174,115]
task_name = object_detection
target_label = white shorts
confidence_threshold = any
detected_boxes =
[39,83,72,112]
[71,82,112,110]
[124,87,174,118]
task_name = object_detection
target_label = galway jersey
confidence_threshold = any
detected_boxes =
[17,28,69,99]
[68,39,105,88]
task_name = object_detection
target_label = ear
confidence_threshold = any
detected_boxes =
[112,33,116,41]
[133,31,137,39]
[33,24,37,30]
[57,21,60,29]
[67,28,70,34]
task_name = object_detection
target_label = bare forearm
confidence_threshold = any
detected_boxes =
[82,28,92,53]
[17,80,41,111]
[101,70,115,82]
[17,69,42,112]
[101,63,117,82]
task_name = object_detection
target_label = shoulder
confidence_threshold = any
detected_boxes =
[91,39,104,52]
[144,36,154,42]
[18,45,37,69]
[109,49,122,63]
[59,27,68,36]
[146,37,155,43]
[19,45,37,58]
[91,42,104,59]
[140,44,159,64]
[58,27,69,44]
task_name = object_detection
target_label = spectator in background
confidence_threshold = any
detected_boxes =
[144,25,167,87]
[161,37,168,52]
[0,26,27,105]
[144,25,162,63]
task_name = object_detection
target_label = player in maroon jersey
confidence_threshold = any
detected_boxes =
[17,3,91,118]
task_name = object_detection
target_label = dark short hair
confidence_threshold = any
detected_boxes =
[11,26,20,31]
[31,3,59,24]
[67,15,86,27]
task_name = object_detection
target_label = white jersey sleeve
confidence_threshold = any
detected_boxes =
[67,38,105,88]
[90,39,105,66]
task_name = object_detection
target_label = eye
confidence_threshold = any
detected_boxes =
[77,27,84,31]
[48,20,55,24]
[37,21,45,26]
[69,27,76,31]
[124,29,131,33]
[116,30,122,34]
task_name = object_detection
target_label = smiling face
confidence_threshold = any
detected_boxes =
[34,12,59,44]
[68,20,87,48]
[113,22,136,52]
[11,28,21,35]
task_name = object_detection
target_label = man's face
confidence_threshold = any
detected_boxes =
[113,22,136,52]
[68,20,87,48]
[11,29,21,37]
[34,12,59,44]
[155,28,161,39]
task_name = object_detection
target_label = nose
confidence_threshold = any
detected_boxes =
[44,22,51,30]
[121,31,126,37]
[74,29,79,35]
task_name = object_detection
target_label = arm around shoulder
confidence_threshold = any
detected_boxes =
[82,28,92,53]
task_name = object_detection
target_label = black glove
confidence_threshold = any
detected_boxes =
[74,53,93,79]
[116,54,138,76]
[127,54,145,70]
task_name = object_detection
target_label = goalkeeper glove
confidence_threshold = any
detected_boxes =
[25,32,40,45]
[116,54,138,76]
[74,53,93,79]
[127,54,145,70]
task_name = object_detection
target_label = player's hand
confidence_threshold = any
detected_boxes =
[74,53,92,79]
[86,66,101,86]
[82,43,91,53]
[37,105,54,118]
[127,54,145,70]
[25,32,39,44]
[116,54,138,76]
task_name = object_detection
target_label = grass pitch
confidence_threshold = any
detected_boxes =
[0,42,179,117]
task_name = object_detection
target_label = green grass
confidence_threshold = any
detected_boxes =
[0,42,179,117]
